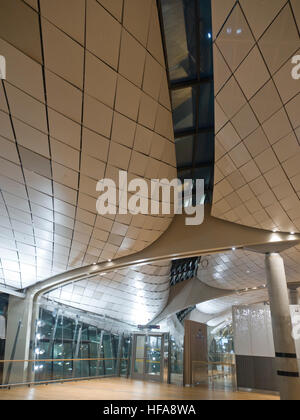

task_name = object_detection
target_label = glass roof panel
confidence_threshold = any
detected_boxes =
[198,82,214,128]
[161,0,197,82]
[194,166,213,196]
[178,168,193,183]
[198,0,214,78]
[159,0,215,202]
[171,87,195,132]
[194,132,214,165]
[175,135,194,168]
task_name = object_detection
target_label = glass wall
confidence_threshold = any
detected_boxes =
[0,294,8,384]
[120,336,131,377]
[145,335,162,377]
[160,0,215,203]
[208,324,235,364]
[34,307,131,383]
[169,337,184,385]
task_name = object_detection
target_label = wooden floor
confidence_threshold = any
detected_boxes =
[0,377,279,400]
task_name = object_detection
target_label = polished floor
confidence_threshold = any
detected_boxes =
[0,378,279,400]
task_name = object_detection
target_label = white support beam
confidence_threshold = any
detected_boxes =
[5,205,300,384]
[0,285,25,299]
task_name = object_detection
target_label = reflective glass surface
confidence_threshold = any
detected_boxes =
[120,336,131,377]
[134,335,146,374]
[198,0,213,78]
[170,258,200,286]
[162,0,197,82]
[175,136,194,168]
[198,82,214,128]
[32,307,130,383]
[170,338,184,386]
[195,132,214,164]
[172,87,195,131]
[0,294,8,384]
[160,0,215,202]
[145,336,162,376]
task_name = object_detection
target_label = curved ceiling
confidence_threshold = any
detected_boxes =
[159,0,215,200]
[155,0,300,325]
[44,260,171,325]
[197,247,300,291]
[0,0,299,329]
[200,0,300,318]
[0,0,176,292]
[186,288,268,329]
[196,288,268,315]
[211,0,300,234]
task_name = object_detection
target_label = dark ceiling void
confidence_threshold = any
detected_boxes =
[176,305,196,324]
[157,0,215,203]
[170,257,200,286]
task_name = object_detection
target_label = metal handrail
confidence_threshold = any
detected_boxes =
[193,360,234,367]
[192,360,237,391]
[0,374,118,389]
[0,357,130,389]
[0,357,129,363]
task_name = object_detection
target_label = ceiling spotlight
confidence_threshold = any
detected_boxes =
[232,247,236,251]
[272,228,278,233]
[93,263,97,265]
[290,232,295,235]
[108,259,112,262]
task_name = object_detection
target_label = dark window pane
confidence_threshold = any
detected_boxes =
[194,133,214,164]
[198,82,214,128]
[172,87,195,131]
[103,333,115,375]
[35,308,124,382]
[175,135,194,168]
[198,0,213,78]
[161,0,197,82]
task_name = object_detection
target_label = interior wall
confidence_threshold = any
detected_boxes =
[233,302,300,358]
[0,0,176,291]
[233,303,275,358]
[183,319,207,386]
[232,302,300,392]
[0,0,176,333]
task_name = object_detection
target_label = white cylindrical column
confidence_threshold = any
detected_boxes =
[265,253,300,400]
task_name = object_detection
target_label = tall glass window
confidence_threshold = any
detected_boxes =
[0,294,8,384]
[34,307,131,383]
[170,338,184,386]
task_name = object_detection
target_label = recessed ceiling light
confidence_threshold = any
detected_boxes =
[272,229,278,233]
[290,232,295,235]
[108,259,112,262]
[232,247,236,251]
